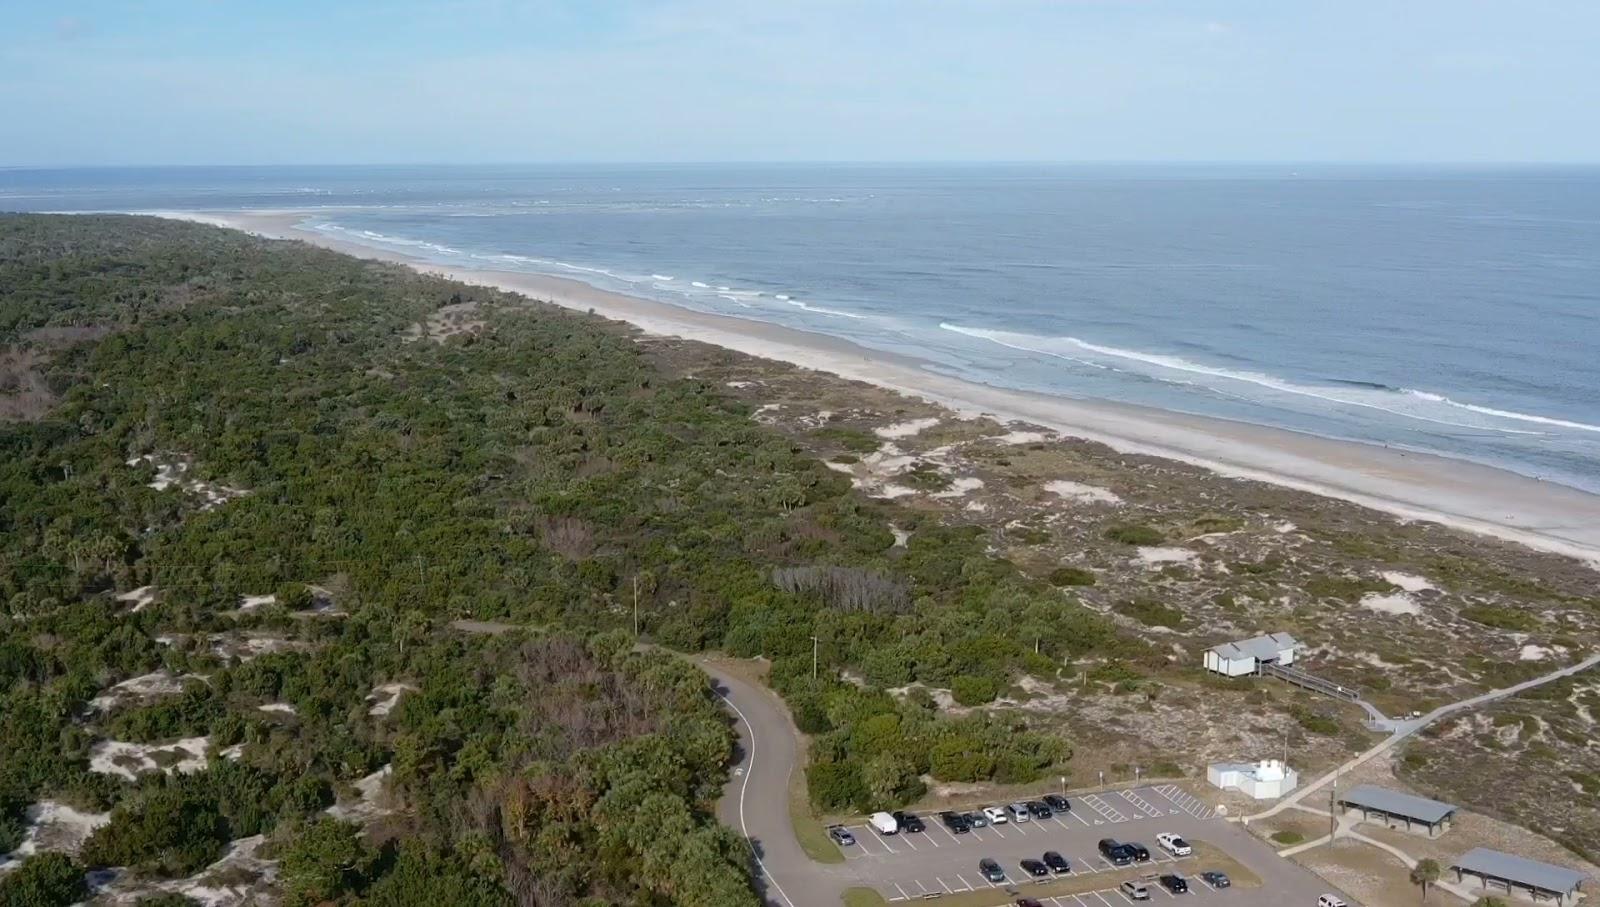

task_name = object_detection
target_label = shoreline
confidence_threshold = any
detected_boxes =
[151,209,1600,565]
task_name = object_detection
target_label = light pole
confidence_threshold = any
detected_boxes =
[811,636,819,680]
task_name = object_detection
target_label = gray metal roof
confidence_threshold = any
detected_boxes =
[1209,632,1299,662]
[1453,848,1586,894]
[1338,785,1456,824]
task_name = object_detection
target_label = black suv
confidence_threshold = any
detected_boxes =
[1042,851,1071,874]
[1098,839,1134,866]
[1020,859,1049,878]
[894,811,925,833]
[1128,841,1151,862]
[979,858,1007,883]
[1200,871,1230,889]
[1159,874,1189,894]
[1026,800,1052,819]
[1043,794,1071,812]
[940,811,971,834]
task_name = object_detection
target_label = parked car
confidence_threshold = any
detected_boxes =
[1119,880,1151,901]
[827,826,855,846]
[965,810,988,828]
[1098,839,1134,866]
[1043,793,1071,812]
[940,811,971,834]
[869,812,899,835]
[1016,900,1044,907]
[1128,841,1152,862]
[1317,897,1348,907]
[979,858,1007,883]
[1042,851,1071,874]
[1200,871,1231,889]
[1020,859,1049,878]
[1026,800,1052,819]
[1007,802,1032,823]
[1156,832,1193,857]
[1159,874,1189,894]
[983,805,1009,825]
[894,811,925,833]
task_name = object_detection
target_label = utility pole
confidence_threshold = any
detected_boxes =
[811,636,819,680]
[632,575,640,636]
[1329,767,1339,843]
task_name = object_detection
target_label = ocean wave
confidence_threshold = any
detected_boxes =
[651,274,675,281]
[940,323,1573,436]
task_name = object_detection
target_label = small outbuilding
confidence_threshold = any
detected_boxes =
[1451,847,1586,905]
[1207,759,1298,799]
[1203,632,1300,677]
[1337,784,1457,836]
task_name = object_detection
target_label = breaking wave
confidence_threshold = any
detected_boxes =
[940,323,1592,437]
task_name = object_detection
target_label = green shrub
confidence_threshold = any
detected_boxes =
[1460,606,1540,632]
[1105,524,1163,546]
[807,761,868,811]
[1116,598,1183,629]
[950,675,1001,706]
[1047,567,1096,587]
[812,427,880,453]
[1291,707,1340,736]
[0,853,86,907]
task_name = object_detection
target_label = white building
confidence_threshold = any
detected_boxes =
[1207,759,1298,800]
[1203,632,1300,677]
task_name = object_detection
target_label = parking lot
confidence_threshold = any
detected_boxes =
[831,784,1346,906]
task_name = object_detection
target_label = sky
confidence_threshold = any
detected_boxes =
[2,1,1598,166]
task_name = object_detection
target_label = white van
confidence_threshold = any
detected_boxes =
[982,805,1009,825]
[1317,896,1348,907]
[869,812,899,835]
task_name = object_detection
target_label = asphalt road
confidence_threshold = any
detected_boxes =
[701,658,1357,907]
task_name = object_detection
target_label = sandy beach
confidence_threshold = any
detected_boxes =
[152,210,1600,565]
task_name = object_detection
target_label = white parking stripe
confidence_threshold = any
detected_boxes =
[938,877,954,893]
[893,883,909,899]
[898,833,919,851]
[1094,891,1118,907]
[954,874,975,892]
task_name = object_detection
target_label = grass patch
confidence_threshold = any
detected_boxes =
[1048,566,1096,587]
[812,426,880,453]
[1105,524,1163,546]
[1116,597,1184,629]
[1460,605,1540,632]
[1304,574,1393,602]
[1270,829,1305,845]
[843,889,889,907]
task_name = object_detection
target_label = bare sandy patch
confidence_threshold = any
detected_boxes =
[875,417,940,439]
[932,477,985,499]
[114,586,158,612]
[1379,571,1435,593]
[89,670,202,712]
[1359,592,1422,617]
[1044,480,1123,505]
[367,682,417,717]
[89,737,211,781]
[0,801,110,867]
[1135,546,1197,566]
[326,765,394,822]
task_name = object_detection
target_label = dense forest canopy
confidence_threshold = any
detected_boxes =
[0,215,1120,905]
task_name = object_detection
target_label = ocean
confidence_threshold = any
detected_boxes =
[5,163,1599,491]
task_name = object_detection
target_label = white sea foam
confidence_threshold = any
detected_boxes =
[940,323,1575,437]
[651,274,675,281]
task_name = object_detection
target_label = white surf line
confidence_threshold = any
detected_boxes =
[714,691,796,907]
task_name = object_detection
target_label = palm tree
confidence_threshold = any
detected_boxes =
[1410,858,1441,902]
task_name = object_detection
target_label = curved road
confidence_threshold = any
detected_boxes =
[701,658,858,907]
